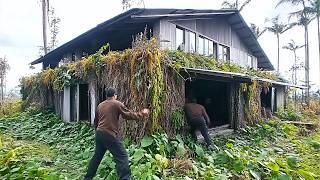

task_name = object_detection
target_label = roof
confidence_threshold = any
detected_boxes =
[182,67,306,89]
[31,8,274,70]
[181,67,252,83]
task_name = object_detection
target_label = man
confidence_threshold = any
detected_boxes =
[184,97,212,147]
[84,88,149,180]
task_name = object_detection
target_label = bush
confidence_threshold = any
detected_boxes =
[0,99,22,117]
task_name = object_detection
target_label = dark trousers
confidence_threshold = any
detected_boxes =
[84,130,130,180]
[188,118,212,146]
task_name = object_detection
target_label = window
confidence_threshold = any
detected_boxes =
[209,42,214,56]
[198,36,215,56]
[198,36,204,54]
[247,55,253,67]
[176,27,185,50]
[189,32,196,53]
[218,44,230,61]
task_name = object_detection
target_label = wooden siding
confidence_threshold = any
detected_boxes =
[155,17,258,69]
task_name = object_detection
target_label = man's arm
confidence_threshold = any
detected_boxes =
[94,109,99,129]
[202,107,210,125]
[119,103,145,120]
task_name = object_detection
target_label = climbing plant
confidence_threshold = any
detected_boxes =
[21,37,282,133]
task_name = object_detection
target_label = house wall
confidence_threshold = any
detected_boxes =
[275,86,286,111]
[153,17,258,69]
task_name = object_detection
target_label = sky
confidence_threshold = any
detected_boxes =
[0,0,319,93]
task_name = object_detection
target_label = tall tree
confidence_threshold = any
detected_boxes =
[282,40,304,104]
[221,0,253,11]
[250,23,266,38]
[0,57,10,101]
[308,0,320,87]
[264,16,291,73]
[276,0,313,103]
[288,7,314,102]
[41,0,49,55]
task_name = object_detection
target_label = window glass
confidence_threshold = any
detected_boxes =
[218,45,224,61]
[209,41,214,56]
[189,32,196,53]
[248,55,253,67]
[218,44,230,61]
[204,39,209,56]
[198,36,204,55]
[176,28,184,50]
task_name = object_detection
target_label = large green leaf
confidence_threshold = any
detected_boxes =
[195,145,205,158]
[141,136,153,148]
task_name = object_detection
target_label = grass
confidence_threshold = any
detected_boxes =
[0,109,319,179]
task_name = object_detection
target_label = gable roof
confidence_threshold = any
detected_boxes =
[31,8,274,70]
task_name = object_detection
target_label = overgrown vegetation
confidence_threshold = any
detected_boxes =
[1,109,319,179]
[20,38,281,132]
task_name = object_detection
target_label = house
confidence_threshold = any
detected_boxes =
[29,8,304,136]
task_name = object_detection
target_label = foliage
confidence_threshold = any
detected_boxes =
[0,99,21,118]
[275,105,303,121]
[1,110,319,179]
[170,108,185,132]
[21,39,282,133]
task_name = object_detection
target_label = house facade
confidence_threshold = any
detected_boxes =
[31,8,294,132]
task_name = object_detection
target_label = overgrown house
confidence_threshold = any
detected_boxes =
[28,8,304,137]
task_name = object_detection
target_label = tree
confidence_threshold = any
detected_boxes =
[264,16,292,73]
[221,0,253,11]
[121,0,145,10]
[288,7,315,103]
[250,23,266,38]
[39,1,60,56]
[0,57,10,101]
[308,0,320,87]
[276,0,313,104]
[282,39,304,105]
[41,0,49,55]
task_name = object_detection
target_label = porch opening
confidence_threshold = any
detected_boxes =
[260,87,272,109]
[79,84,90,121]
[185,79,230,128]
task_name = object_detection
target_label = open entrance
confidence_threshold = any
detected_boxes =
[260,87,272,110]
[185,79,230,128]
[79,84,90,121]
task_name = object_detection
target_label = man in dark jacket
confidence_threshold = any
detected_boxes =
[84,88,149,180]
[184,97,212,146]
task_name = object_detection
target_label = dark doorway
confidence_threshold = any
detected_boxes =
[185,79,230,128]
[79,84,90,121]
[260,87,272,109]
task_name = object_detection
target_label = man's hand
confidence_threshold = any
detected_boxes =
[141,108,150,118]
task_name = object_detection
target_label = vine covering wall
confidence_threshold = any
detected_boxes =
[21,37,278,137]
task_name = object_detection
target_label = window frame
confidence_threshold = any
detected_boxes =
[175,27,185,51]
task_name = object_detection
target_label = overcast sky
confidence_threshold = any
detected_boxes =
[0,0,319,92]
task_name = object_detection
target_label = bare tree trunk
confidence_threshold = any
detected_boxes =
[317,15,320,89]
[294,50,297,108]
[277,33,280,73]
[305,24,310,104]
[42,0,48,55]
[0,78,3,101]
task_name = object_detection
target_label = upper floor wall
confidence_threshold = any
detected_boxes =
[153,17,258,69]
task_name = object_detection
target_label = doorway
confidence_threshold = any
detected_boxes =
[185,79,231,128]
[79,84,90,121]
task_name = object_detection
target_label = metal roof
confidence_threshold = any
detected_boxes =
[181,67,306,89]
[181,67,252,83]
[31,8,274,70]
[256,78,307,89]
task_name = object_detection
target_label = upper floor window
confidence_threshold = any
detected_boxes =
[198,36,215,56]
[189,31,196,53]
[218,44,230,61]
[198,36,204,55]
[247,55,253,67]
[176,27,185,50]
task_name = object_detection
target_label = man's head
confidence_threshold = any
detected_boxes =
[106,87,117,99]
